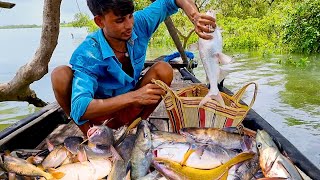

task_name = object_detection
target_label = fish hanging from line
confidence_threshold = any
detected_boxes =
[198,10,234,108]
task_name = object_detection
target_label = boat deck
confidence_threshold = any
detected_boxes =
[36,69,198,150]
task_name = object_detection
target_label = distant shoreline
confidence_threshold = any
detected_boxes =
[0,23,73,29]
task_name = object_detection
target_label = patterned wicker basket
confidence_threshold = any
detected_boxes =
[153,80,258,133]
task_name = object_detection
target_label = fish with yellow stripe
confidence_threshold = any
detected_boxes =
[153,152,255,180]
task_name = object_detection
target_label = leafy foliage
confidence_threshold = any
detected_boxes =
[71,13,98,32]
[283,0,320,53]
[70,0,320,55]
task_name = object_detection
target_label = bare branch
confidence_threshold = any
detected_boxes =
[198,0,207,10]
[183,29,195,49]
[0,0,62,107]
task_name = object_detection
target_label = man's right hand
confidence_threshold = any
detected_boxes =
[130,83,165,106]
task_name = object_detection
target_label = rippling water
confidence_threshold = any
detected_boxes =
[0,28,319,168]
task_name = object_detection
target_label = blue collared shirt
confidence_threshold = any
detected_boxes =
[69,0,179,125]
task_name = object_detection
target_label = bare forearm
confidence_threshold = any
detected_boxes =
[81,92,134,120]
[175,0,199,22]
[80,83,164,120]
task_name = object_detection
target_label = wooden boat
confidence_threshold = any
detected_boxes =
[0,65,319,179]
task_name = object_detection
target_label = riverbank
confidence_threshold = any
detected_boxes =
[0,23,73,29]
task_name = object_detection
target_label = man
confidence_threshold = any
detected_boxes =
[51,0,215,134]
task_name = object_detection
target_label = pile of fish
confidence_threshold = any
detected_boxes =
[0,120,303,180]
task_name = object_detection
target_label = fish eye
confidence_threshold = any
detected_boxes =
[144,133,148,138]
[257,142,262,149]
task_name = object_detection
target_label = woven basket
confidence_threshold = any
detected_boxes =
[153,80,258,133]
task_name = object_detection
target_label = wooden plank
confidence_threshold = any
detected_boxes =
[36,121,83,150]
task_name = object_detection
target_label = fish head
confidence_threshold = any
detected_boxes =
[135,120,152,151]
[256,130,278,153]
[87,125,114,146]
[64,136,83,155]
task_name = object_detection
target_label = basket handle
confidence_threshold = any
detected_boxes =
[152,79,178,97]
[232,82,258,108]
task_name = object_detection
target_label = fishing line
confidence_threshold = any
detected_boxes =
[75,0,82,14]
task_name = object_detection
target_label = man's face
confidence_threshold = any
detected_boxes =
[96,10,134,41]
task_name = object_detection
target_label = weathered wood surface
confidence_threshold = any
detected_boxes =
[36,121,83,150]
[37,69,198,149]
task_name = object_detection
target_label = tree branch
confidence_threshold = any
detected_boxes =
[0,0,62,107]
[183,29,195,49]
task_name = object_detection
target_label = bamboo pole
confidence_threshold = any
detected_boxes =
[0,1,15,9]
[150,0,188,64]
[164,17,188,64]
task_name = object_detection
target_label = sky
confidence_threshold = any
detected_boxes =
[0,0,92,26]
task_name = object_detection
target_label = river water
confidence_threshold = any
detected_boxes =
[0,28,319,168]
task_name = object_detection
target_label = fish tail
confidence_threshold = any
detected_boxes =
[111,145,123,161]
[199,95,211,107]
[211,93,226,108]
[218,67,230,83]
[47,168,65,179]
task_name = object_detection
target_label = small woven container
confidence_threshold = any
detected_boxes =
[153,80,258,133]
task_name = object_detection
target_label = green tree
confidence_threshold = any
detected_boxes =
[71,13,98,32]
[283,0,320,53]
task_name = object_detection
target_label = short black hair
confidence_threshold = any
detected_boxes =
[87,0,134,16]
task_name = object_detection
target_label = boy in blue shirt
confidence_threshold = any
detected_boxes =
[51,0,215,134]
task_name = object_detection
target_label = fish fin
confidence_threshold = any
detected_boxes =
[37,164,45,171]
[277,159,302,179]
[46,139,55,152]
[77,146,87,162]
[26,156,35,164]
[125,169,131,180]
[199,95,211,107]
[110,145,123,161]
[240,136,252,152]
[216,52,234,65]
[193,144,206,157]
[4,150,10,156]
[181,148,196,166]
[8,172,16,180]
[115,117,142,146]
[210,93,226,108]
[48,168,65,179]
[126,160,132,175]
